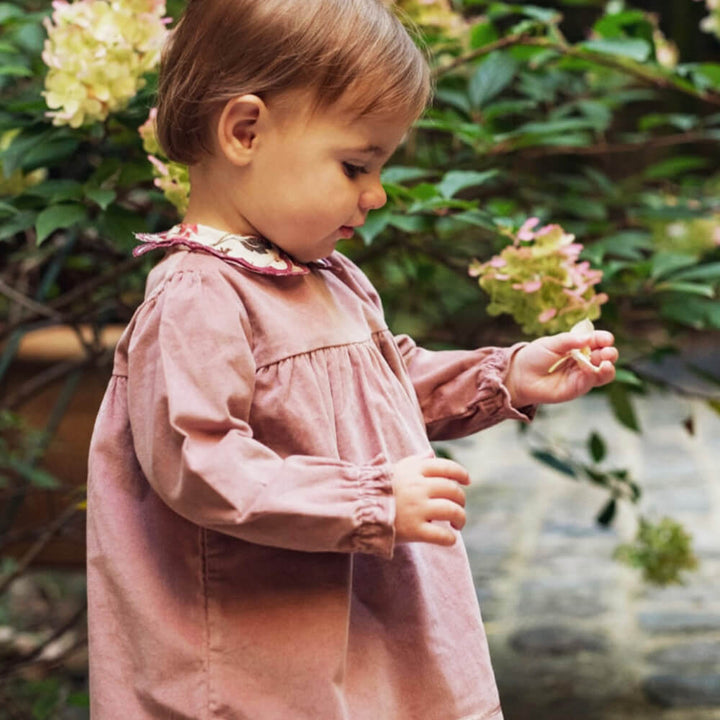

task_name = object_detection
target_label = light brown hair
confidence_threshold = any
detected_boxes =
[155,0,431,165]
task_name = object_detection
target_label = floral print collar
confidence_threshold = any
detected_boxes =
[134,223,330,276]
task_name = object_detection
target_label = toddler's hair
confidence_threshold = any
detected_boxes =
[156,0,431,165]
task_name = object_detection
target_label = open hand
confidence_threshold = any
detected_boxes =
[392,456,470,547]
[505,328,618,407]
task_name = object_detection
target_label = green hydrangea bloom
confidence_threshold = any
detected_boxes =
[469,219,608,336]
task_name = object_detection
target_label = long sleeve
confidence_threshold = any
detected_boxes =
[395,334,535,441]
[126,267,395,557]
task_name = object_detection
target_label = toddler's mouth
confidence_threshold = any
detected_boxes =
[339,226,355,239]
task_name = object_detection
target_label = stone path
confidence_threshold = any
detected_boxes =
[444,391,720,720]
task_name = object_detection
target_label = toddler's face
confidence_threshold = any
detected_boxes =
[235,97,410,262]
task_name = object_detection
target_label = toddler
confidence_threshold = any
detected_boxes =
[86,1,618,718]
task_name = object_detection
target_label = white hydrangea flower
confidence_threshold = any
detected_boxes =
[42,0,169,127]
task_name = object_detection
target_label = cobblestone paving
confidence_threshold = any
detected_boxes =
[444,392,720,720]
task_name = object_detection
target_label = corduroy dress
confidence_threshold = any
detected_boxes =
[86,224,532,720]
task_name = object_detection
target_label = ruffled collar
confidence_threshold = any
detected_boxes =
[133,223,330,276]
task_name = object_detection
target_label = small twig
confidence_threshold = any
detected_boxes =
[434,35,720,108]
[0,604,87,678]
[2,357,95,412]
[0,500,82,597]
[494,130,719,158]
[0,280,63,321]
[0,255,143,339]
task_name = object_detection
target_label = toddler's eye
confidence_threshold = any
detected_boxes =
[343,162,368,179]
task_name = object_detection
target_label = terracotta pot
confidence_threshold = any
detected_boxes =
[2,325,124,568]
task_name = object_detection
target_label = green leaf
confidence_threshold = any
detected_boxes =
[593,9,647,38]
[596,498,617,527]
[0,200,17,216]
[660,296,720,330]
[649,252,697,280]
[85,187,117,210]
[7,458,59,488]
[435,88,472,115]
[468,51,518,109]
[517,5,560,22]
[653,281,715,298]
[530,449,577,477]
[97,204,145,249]
[437,169,498,199]
[588,431,606,463]
[0,3,23,24]
[381,166,433,185]
[581,38,651,62]
[21,138,81,173]
[644,155,708,180]
[387,214,429,233]
[639,114,698,133]
[469,20,499,49]
[582,231,652,264]
[614,367,643,387]
[517,118,600,135]
[672,262,720,282]
[356,206,391,245]
[451,208,496,230]
[67,691,90,708]
[0,210,35,241]
[23,179,84,203]
[0,65,32,78]
[35,203,86,244]
[607,382,640,432]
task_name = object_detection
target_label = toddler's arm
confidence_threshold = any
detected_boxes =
[394,334,534,440]
[126,269,395,558]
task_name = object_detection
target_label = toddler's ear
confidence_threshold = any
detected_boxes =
[216,95,266,166]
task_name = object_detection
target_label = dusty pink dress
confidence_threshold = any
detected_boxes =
[87,224,532,720]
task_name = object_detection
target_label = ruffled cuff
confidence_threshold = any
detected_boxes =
[478,342,536,423]
[347,455,396,559]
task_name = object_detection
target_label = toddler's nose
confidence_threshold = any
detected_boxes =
[359,178,387,212]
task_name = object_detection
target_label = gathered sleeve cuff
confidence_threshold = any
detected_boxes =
[126,266,396,558]
[395,335,536,441]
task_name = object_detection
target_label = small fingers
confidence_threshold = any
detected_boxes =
[416,522,458,547]
[420,458,470,485]
[552,329,615,354]
[589,345,618,366]
[426,499,467,531]
[428,478,466,507]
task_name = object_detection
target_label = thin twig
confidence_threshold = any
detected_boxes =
[2,357,96,412]
[0,255,143,338]
[492,130,719,158]
[0,603,87,677]
[0,280,63,321]
[434,35,720,108]
[0,501,82,597]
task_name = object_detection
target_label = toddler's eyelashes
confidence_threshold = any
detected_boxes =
[343,162,368,179]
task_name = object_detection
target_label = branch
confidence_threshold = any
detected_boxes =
[0,255,143,339]
[0,602,87,678]
[492,129,719,158]
[434,35,720,108]
[0,280,62,321]
[0,500,82,598]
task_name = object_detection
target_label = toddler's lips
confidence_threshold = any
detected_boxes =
[339,225,355,239]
